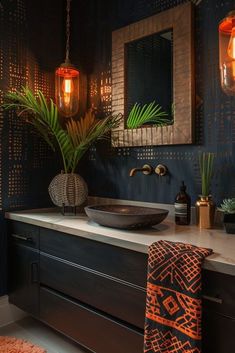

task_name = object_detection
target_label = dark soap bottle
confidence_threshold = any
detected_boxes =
[175,181,191,225]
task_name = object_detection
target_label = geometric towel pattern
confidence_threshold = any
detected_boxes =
[144,240,213,353]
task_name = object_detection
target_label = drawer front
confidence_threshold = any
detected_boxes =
[202,309,235,353]
[8,221,39,249]
[40,253,146,329]
[40,287,144,353]
[202,270,235,318]
[8,244,39,316]
[40,228,148,287]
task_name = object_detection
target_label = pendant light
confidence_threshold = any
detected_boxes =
[219,11,235,95]
[55,0,79,117]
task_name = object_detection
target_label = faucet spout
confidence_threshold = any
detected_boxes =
[129,164,153,177]
[129,168,143,177]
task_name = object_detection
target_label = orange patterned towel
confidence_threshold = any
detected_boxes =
[144,240,213,353]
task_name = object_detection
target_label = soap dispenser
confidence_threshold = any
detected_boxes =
[175,181,191,225]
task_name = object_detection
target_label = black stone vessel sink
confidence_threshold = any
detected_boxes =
[85,204,169,229]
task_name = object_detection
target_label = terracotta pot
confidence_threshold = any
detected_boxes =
[195,195,215,229]
[48,172,88,207]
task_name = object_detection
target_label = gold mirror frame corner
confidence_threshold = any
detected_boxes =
[111,2,195,147]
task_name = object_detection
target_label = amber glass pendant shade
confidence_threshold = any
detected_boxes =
[219,11,235,95]
[55,62,79,117]
[55,0,79,117]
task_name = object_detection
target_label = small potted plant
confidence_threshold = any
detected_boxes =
[195,152,215,229]
[219,198,235,234]
[3,87,121,213]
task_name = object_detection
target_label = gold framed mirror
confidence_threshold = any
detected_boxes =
[111,2,195,147]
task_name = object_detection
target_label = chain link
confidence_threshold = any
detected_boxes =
[65,0,71,61]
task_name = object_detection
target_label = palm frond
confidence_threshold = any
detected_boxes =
[66,111,122,172]
[66,110,96,147]
[3,87,74,172]
[3,87,121,173]
[126,101,170,129]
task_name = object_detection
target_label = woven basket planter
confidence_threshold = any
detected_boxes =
[48,173,88,207]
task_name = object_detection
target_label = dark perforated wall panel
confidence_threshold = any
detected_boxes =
[1,0,235,294]
[78,0,235,206]
[0,0,64,294]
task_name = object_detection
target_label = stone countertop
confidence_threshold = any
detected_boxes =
[5,208,235,276]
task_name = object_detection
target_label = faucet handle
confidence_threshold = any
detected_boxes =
[155,164,168,176]
[142,164,153,175]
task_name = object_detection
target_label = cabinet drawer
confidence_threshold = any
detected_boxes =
[40,228,147,287]
[8,221,39,249]
[202,309,235,353]
[8,244,39,316]
[40,287,144,353]
[40,253,146,329]
[202,270,235,318]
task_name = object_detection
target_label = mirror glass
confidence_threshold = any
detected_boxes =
[125,29,173,125]
[111,2,194,147]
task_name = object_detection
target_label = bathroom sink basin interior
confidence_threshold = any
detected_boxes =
[85,204,169,229]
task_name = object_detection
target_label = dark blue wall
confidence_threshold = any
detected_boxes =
[0,0,64,295]
[0,0,88,296]
[1,0,235,295]
[78,0,235,206]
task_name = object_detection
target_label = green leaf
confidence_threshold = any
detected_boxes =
[2,87,122,173]
[198,152,215,196]
[126,101,170,129]
[220,198,235,213]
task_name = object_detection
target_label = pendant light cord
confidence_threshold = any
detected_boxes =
[65,0,71,62]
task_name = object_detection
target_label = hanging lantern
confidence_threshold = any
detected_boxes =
[55,0,79,117]
[219,11,235,95]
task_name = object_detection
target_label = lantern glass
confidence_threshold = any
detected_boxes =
[219,12,235,95]
[55,66,79,117]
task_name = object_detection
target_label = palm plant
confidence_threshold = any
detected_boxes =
[126,101,172,129]
[198,152,215,196]
[3,87,121,173]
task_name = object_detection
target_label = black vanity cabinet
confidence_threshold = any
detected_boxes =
[202,270,235,353]
[8,221,39,317]
[7,220,235,353]
[39,227,147,353]
[8,221,147,353]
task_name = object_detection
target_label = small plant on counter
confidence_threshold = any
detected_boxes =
[198,152,215,196]
[126,101,173,129]
[219,198,235,214]
[219,198,235,234]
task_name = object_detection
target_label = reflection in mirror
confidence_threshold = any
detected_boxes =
[111,2,194,147]
[125,29,173,126]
